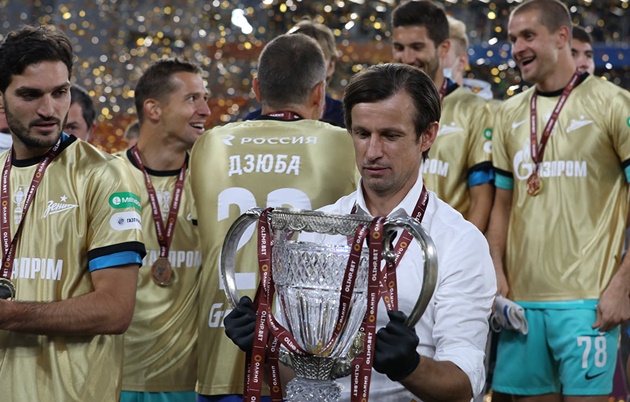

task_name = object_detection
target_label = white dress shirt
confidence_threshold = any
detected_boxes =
[309,175,496,401]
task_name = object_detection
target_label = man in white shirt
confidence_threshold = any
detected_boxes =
[225,63,496,401]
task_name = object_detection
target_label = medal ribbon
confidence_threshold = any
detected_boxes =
[245,209,370,401]
[351,185,429,310]
[263,111,302,120]
[245,209,273,402]
[130,146,186,260]
[351,216,386,402]
[438,78,449,103]
[529,70,581,174]
[382,185,429,311]
[0,138,63,280]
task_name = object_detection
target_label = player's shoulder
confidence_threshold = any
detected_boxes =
[63,137,118,165]
[580,75,628,98]
[446,87,491,116]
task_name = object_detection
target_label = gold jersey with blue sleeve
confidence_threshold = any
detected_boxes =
[423,85,493,216]
[119,150,201,392]
[0,135,145,402]
[492,75,630,301]
[190,118,357,395]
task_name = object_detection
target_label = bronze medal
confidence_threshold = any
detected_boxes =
[151,257,173,286]
[0,278,16,300]
[526,172,542,196]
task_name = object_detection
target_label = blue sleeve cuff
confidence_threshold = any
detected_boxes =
[468,168,494,187]
[624,165,630,183]
[89,251,143,272]
[495,172,514,190]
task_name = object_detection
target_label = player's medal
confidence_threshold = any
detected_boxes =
[0,139,63,301]
[151,257,173,286]
[527,70,581,198]
[0,278,15,300]
[526,172,542,196]
[130,146,187,287]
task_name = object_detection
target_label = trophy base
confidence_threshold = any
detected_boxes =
[285,377,342,402]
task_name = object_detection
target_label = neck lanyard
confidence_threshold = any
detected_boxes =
[526,70,581,196]
[0,138,63,298]
[263,111,302,120]
[351,185,429,310]
[438,78,449,103]
[130,146,187,286]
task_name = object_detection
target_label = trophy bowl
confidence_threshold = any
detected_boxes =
[220,207,438,402]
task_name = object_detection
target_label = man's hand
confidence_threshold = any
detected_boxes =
[224,296,257,352]
[373,310,420,382]
[593,276,630,332]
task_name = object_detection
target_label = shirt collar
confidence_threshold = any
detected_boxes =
[353,167,425,219]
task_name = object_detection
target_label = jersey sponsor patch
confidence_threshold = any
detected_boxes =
[110,211,142,231]
[109,192,141,211]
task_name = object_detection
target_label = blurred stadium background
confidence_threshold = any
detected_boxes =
[0,0,628,151]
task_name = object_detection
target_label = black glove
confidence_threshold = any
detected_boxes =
[373,310,420,382]
[224,296,257,353]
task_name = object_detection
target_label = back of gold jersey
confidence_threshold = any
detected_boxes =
[191,119,357,395]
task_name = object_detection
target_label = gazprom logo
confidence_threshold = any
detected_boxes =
[110,211,142,231]
[109,192,141,211]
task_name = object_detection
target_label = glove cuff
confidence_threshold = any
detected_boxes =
[386,352,420,382]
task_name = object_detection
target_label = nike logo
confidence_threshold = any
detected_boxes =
[512,120,527,129]
[437,123,464,137]
[584,371,605,380]
[566,118,593,133]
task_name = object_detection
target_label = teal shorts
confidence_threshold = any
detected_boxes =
[492,300,619,396]
[120,391,197,402]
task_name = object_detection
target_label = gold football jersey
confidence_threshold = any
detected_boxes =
[492,76,630,301]
[119,150,201,392]
[423,86,493,215]
[190,119,357,395]
[0,136,145,402]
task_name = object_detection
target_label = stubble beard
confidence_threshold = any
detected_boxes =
[4,102,63,151]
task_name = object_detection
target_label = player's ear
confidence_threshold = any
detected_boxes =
[420,121,439,152]
[252,77,261,102]
[143,99,161,121]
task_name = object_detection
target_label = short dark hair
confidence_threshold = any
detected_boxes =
[391,1,449,48]
[512,0,571,38]
[134,58,202,122]
[572,24,592,45]
[256,33,326,109]
[70,85,95,127]
[0,25,73,93]
[123,120,140,141]
[343,63,441,160]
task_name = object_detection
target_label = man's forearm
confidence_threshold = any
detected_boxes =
[0,265,139,335]
[466,183,494,233]
[400,357,472,402]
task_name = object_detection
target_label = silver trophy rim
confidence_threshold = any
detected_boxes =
[219,207,437,329]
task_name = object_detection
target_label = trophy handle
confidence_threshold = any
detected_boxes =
[220,207,264,309]
[383,213,438,328]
